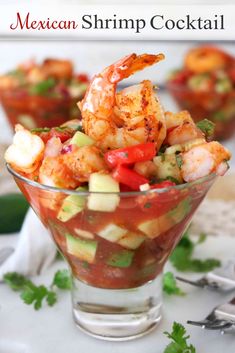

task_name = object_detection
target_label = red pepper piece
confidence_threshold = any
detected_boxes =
[112,165,149,191]
[105,143,156,168]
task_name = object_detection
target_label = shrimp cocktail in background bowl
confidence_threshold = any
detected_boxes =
[5,53,231,341]
[0,58,89,129]
[167,46,235,140]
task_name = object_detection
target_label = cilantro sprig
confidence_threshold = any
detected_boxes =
[3,269,72,310]
[163,272,185,296]
[170,230,220,272]
[164,322,196,353]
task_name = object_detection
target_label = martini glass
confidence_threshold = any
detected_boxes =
[7,165,216,341]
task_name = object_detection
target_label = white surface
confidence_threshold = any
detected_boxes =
[1,235,235,353]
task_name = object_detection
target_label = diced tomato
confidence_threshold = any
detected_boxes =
[112,165,149,191]
[150,180,176,189]
[120,184,133,192]
[105,143,156,168]
[49,128,73,142]
[35,127,73,144]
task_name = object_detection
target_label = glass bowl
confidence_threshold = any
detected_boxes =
[7,164,216,341]
[167,81,235,140]
[0,87,84,130]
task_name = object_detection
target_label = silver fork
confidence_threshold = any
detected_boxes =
[176,260,235,292]
[188,297,235,333]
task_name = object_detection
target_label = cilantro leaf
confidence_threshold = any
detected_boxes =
[46,290,57,306]
[3,269,71,310]
[176,154,183,169]
[3,272,30,291]
[170,231,220,273]
[196,119,215,138]
[163,272,185,296]
[52,269,72,290]
[164,322,196,353]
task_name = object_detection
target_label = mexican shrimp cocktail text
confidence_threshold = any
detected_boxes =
[5,53,231,289]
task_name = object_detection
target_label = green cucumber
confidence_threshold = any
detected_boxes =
[153,154,182,183]
[66,233,97,264]
[138,197,191,239]
[88,173,120,212]
[97,223,127,242]
[0,194,29,234]
[57,187,87,222]
[70,131,94,147]
[107,250,134,268]
[118,231,145,250]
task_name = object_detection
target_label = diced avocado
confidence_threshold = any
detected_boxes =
[106,250,134,268]
[57,187,87,222]
[88,173,120,212]
[97,223,127,242]
[138,197,191,239]
[118,231,145,249]
[74,228,94,239]
[153,155,182,183]
[70,131,94,147]
[66,233,97,264]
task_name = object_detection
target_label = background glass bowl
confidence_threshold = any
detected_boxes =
[0,87,84,129]
[167,81,235,140]
[8,165,216,340]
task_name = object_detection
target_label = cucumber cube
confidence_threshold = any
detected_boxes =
[88,173,120,212]
[138,197,191,239]
[97,223,127,242]
[70,131,94,147]
[74,228,94,239]
[57,187,87,222]
[118,231,145,249]
[153,154,182,183]
[66,233,97,263]
[138,215,174,239]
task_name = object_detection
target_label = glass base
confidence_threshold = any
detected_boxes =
[71,275,162,341]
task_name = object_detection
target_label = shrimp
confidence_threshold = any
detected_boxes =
[165,111,193,130]
[39,145,107,188]
[165,111,204,146]
[79,53,166,151]
[39,155,79,189]
[181,141,231,182]
[4,124,45,174]
[185,47,231,74]
[42,58,73,79]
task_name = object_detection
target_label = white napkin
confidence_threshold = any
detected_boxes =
[0,208,57,280]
